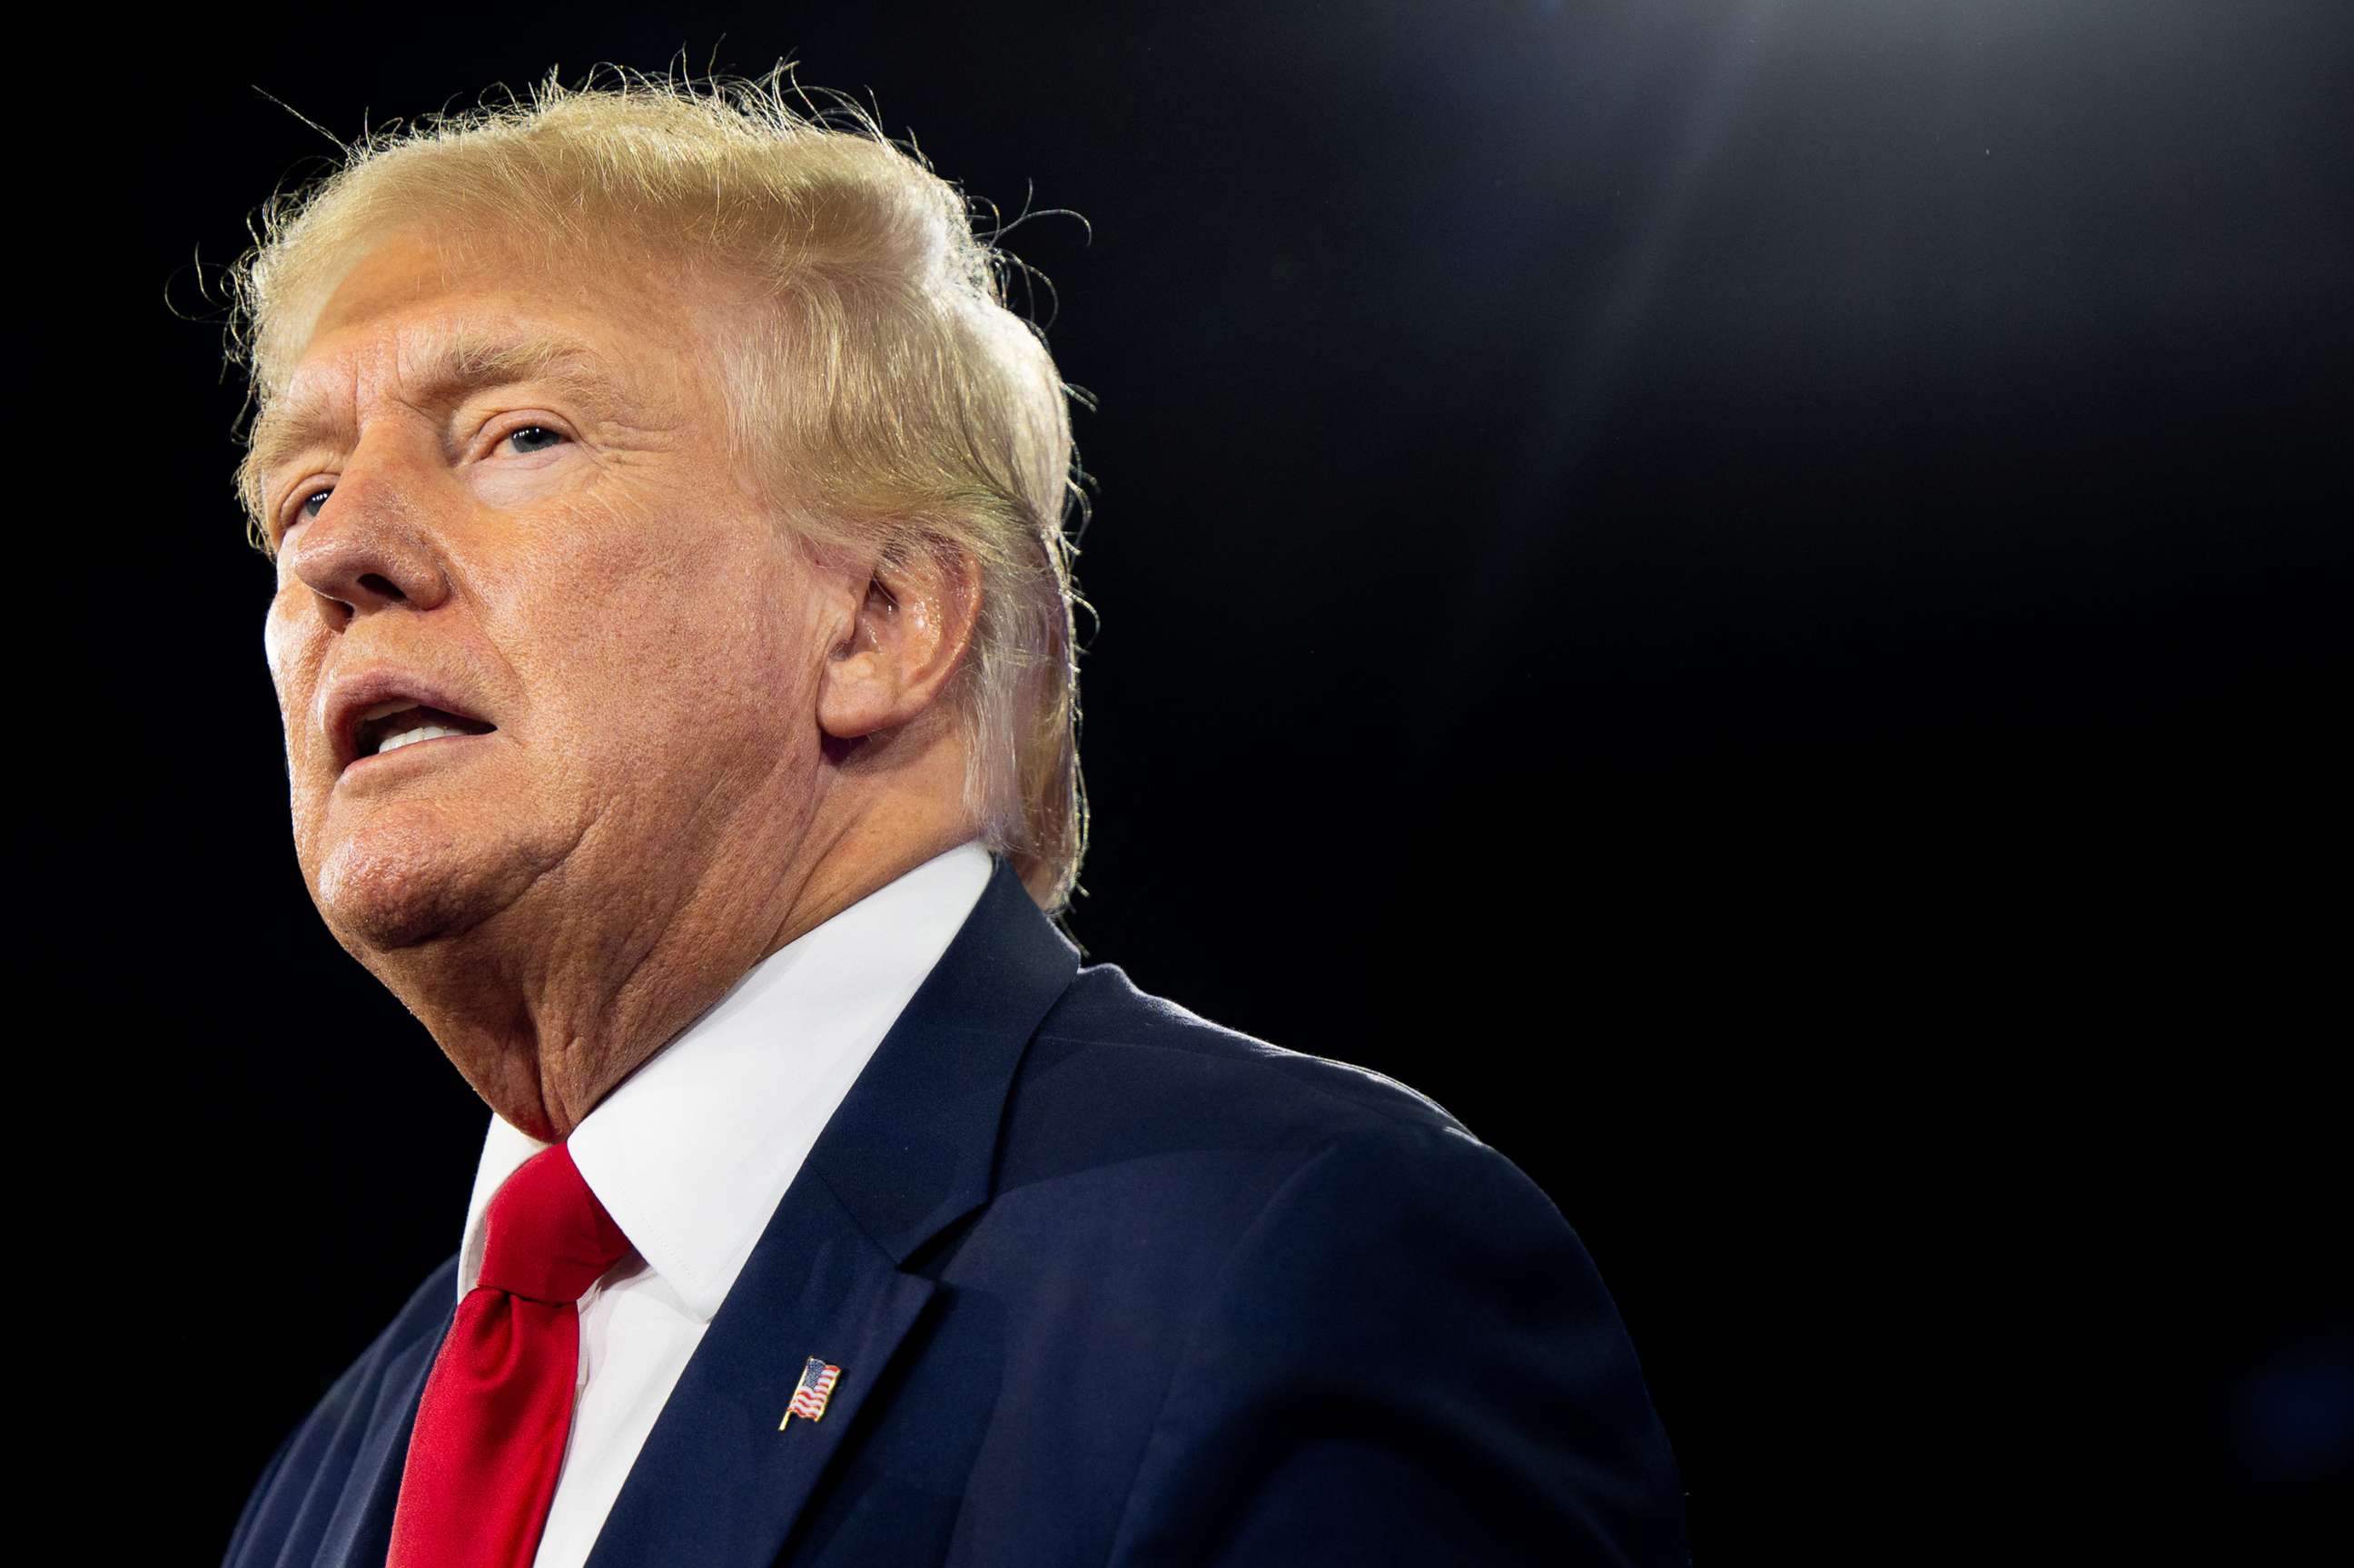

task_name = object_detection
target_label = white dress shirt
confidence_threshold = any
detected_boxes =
[451,840,995,1568]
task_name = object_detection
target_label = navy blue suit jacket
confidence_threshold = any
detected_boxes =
[226,856,1688,1565]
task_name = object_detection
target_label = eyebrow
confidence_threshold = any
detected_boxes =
[246,325,636,496]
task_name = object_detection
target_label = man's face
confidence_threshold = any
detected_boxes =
[261,230,830,961]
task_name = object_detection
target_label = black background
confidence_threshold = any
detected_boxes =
[32,1,2349,1559]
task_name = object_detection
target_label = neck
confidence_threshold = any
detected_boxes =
[358,774,975,1142]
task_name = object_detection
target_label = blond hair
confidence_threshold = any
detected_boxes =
[222,64,1092,912]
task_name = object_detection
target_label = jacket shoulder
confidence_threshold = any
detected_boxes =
[1003,965,1689,1564]
[1003,959,1471,1178]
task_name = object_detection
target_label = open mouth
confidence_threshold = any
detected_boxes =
[353,700,499,760]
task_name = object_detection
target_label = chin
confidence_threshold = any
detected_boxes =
[312,816,548,953]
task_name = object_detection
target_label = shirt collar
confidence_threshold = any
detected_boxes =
[455,839,996,1320]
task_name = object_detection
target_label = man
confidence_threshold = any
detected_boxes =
[221,67,1688,1568]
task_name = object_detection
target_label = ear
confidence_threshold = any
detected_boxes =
[816,542,983,742]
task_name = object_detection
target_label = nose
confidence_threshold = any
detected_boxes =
[280,444,453,627]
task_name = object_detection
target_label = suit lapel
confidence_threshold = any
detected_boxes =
[318,1300,451,1568]
[584,853,1081,1568]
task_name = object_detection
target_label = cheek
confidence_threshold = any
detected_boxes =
[263,603,321,764]
[485,506,817,760]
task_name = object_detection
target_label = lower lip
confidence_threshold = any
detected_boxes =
[339,731,496,783]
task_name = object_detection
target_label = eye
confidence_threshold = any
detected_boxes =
[499,423,568,455]
[282,483,332,536]
[273,424,569,541]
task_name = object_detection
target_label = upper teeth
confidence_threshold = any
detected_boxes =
[378,725,469,754]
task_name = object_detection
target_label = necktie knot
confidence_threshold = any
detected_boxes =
[477,1143,632,1304]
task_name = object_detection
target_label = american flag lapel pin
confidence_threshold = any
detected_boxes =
[780,1356,843,1429]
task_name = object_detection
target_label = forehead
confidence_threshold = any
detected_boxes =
[254,230,714,470]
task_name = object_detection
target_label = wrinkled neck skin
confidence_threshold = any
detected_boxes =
[345,741,974,1143]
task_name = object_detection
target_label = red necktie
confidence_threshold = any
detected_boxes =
[387,1142,633,1568]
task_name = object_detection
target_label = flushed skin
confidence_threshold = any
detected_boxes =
[261,229,982,1141]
